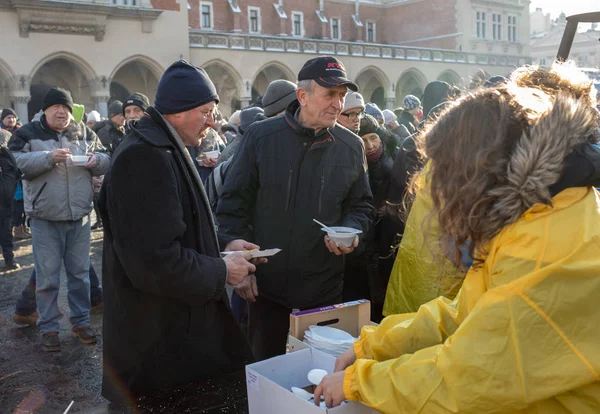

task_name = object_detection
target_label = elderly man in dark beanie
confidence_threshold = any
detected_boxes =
[99,60,260,406]
[1,108,20,134]
[94,100,125,154]
[8,86,110,352]
[218,56,374,361]
[122,92,150,122]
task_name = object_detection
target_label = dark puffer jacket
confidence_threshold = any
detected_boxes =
[217,100,375,309]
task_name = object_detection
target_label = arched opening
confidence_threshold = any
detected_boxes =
[0,59,16,110]
[355,67,389,108]
[251,62,295,102]
[110,59,161,105]
[110,81,130,104]
[203,60,242,117]
[29,57,96,118]
[395,68,427,104]
[437,70,462,87]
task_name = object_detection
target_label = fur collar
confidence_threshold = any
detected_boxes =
[486,93,599,229]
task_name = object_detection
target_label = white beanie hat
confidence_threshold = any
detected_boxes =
[382,109,397,125]
[87,110,101,123]
[228,110,241,126]
[342,91,365,113]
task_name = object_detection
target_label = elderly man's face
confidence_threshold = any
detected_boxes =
[173,101,216,147]
[2,115,17,129]
[298,83,346,130]
[125,106,144,122]
[45,104,70,132]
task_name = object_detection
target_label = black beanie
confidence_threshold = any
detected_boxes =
[358,114,380,137]
[108,100,123,118]
[154,60,219,115]
[43,87,73,113]
[1,108,17,121]
[122,93,150,115]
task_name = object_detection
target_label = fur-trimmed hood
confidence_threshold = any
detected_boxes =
[487,93,599,229]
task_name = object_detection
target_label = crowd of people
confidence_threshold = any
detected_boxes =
[0,54,599,413]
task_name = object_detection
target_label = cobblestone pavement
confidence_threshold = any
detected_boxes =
[0,224,112,413]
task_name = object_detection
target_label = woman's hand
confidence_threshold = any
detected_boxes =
[334,346,357,372]
[313,371,346,408]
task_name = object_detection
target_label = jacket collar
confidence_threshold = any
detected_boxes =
[134,107,176,149]
[284,100,334,144]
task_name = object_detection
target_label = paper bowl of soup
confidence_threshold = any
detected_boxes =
[70,155,89,166]
[321,226,362,247]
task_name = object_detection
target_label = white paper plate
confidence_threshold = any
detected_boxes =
[220,248,281,258]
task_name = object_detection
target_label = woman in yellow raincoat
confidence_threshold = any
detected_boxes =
[314,66,600,413]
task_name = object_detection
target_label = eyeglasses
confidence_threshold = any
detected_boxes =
[341,111,365,121]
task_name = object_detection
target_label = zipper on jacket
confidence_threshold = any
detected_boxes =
[318,171,325,215]
[285,166,293,212]
[32,182,47,210]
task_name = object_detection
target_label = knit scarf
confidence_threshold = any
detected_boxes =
[366,141,384,164]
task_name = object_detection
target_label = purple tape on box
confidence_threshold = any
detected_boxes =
[291,299,369,316]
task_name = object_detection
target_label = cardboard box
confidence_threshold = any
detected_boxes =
[246,347,379,413]
[288,300,372,353]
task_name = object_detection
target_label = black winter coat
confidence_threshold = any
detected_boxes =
[217,100,375,309]
[0,147,19,212]
[95,120,125,155]
[99,107,253,404]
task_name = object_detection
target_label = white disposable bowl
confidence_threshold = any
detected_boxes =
[322,226,362,247]
[71,155,89,166]
[203,150,220,160]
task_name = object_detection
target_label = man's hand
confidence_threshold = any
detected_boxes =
[51,148,71,164]
[84,154,98,169]
[334,347,357,372]
[223,252,256,286]
[313,371,346,408]
[224,239,268,265]
[234,274,258,302]
[200,157,217,168]
[324,235,359,256]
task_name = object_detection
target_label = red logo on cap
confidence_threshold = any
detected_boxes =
[327,62,343,70]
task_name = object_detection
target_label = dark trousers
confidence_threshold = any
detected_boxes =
[0,212,14,262]
[231,290,248,334]
[93,195,102,224]
[15,260,102,315]
[248,294,342,362]
[12,199,25,227]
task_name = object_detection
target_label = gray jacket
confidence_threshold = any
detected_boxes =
[8,116,110,221]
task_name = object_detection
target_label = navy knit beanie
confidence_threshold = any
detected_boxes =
[43,87,74,113]
[154,60,219,115]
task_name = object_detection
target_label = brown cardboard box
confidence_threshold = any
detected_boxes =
[288,300,373,353]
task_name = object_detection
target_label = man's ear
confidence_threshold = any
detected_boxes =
[297,88,307,107]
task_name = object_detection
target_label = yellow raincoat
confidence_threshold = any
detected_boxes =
[383,177,465,315]
[344,187,600,413]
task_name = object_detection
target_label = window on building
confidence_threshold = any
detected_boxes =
[492,13,502,40]
[248,6,261,33]
[476,11,486,39]
[112,0,138,4]
[508,15,517,42]
[200,2,213,29]
[292,11,304,37]
[539,58,546,66]
[331,17,341,40]
[366,21,376,42]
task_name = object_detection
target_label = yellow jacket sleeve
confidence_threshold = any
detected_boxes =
[355,294,460,361]
[345,188,600,413]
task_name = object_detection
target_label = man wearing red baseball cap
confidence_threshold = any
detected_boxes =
[218,56,374,361]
